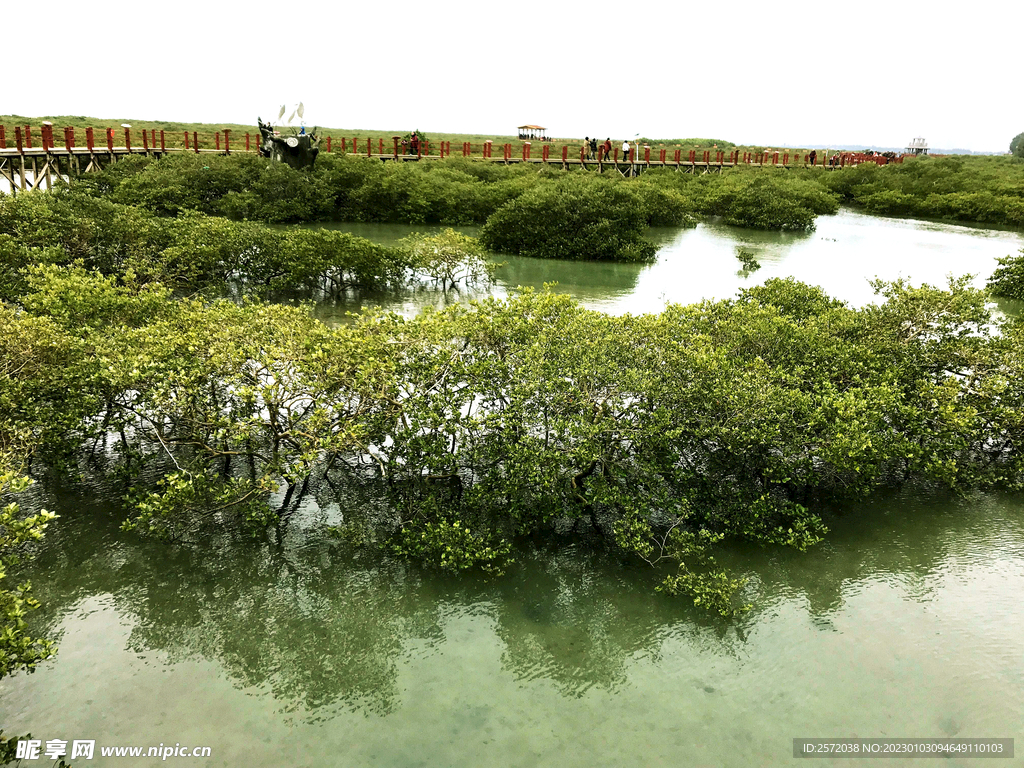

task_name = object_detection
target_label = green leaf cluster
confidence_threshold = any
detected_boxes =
[0,454,57,681]
[987,248,1024,300]
[1010,132,1024,159]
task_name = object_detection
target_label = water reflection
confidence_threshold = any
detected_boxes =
[9,476,1023,719]
[3,474,1023,767]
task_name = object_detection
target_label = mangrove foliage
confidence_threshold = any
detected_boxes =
[4,200,1024,616]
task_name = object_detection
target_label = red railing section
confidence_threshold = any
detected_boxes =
[0,121,907,167]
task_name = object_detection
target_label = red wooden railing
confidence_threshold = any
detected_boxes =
[0,121,907,168]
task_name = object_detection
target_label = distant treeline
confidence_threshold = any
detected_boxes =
[818,155,1024,227]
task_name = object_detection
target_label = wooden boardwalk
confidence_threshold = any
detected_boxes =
[1,124,885,192]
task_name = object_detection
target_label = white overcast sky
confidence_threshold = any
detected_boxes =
[9,0,1021,152]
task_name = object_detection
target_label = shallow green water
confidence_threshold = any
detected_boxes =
[2,480,1023,767]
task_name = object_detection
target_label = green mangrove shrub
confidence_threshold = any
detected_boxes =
[7,247,1024,615]
[400,229,498,290]
[479,175,659,261]
[821,155,1024,226]
[987,248,1024,299]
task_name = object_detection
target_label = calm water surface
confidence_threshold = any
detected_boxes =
[2,481,1023,767]
[3,211,1024,766]
[297,210,1024,322]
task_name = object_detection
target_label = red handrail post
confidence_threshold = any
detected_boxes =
[563,145,570,163]
[142,128,149,152]
[542,144,549,162]
[224,129,230,154]
[184,131,190,150]
[124,127,131,152]
[367,138,372,158]
[86,127,95,152]
[215,132,221,151]
[0,125,5,150]
[15,127,23,153]
[160,130,166,152]
[24,126,32,149]
[393,136,399,157]
[106,128,114,153]
[246,133,251,152]
[193,132,199,154]
[644,145,651,163]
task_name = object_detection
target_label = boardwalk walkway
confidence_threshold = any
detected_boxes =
[0,124,897,193]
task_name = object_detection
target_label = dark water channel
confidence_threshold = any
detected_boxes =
[3,210,1024,766]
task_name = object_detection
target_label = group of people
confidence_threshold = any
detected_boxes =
[583,136,635,161]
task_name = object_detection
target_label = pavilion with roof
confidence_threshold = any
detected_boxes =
[517,125,549,141]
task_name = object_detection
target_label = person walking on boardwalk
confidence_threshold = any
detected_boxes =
[622,139,631,163]
[603,138,612,161]
[584,137,590,160]
[589,137,598,160]
[809,149,817,166]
